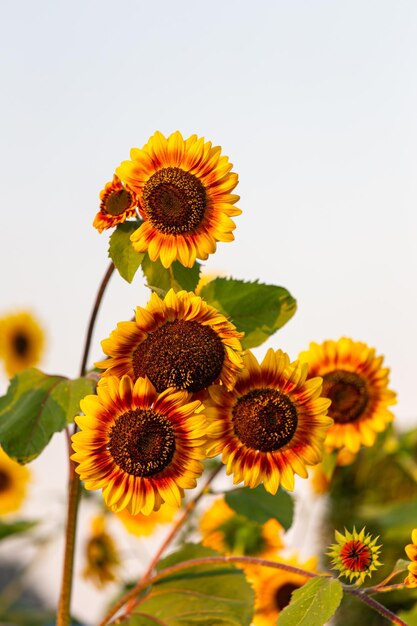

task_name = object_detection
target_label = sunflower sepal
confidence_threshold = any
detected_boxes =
[108,220,145,284]
[277,577,343,626]
[141,253,202,294]
[199,277,297,349]
[0,368,96,463]
[225,484,294,530]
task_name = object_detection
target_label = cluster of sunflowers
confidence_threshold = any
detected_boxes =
[1,130,416,626]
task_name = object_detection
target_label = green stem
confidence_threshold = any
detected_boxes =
[57,261,115,626]
[99,556,409,626]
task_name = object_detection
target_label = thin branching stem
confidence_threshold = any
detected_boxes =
[57,261,115,626]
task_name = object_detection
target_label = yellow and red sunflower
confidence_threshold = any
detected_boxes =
[96,289,243,394]
[0,311,44,377]
[205,349,332,493]
[93,174,139,233]
[299,338,396,454]
[116,130,241,268]
[199,497,284,558]
[247,554,318,626]
[328,527,381,585]
[71,376,207,515]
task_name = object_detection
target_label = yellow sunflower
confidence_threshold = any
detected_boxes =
[72,376,207,515]
[0,311,44,377]
[247,554,318,626]
[299,338,396,454]
[404,528,417,588]
[96,289,243,394]
[0,448,30,515]
[83,514,120,588]
[93,174,139,233]
[115,501,177,536]
[199,497,284,557]
[116,130,241,268]
[205,349,332,494]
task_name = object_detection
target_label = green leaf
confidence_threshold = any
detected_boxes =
[277,577,343,626]
[141,254,201,293]
[225,485,294,530]
[109,221,145,283]
[199,278,296,349]
[399,603,417,625]
[124,544,254,626]
[0,519,37,540]
[0,369,93,463]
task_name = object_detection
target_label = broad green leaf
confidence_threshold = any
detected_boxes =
[55,376,96,423]
[0,369,93,463]
[199,278,296,348]
[0,519,37,540]
[225,485,294,530]
[142,254,201,293]
[124,544,254,626]
[277,577,343,626]
[108,221,145,283]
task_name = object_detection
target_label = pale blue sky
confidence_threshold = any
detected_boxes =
[1,1,417,620]
[1,0,416,421]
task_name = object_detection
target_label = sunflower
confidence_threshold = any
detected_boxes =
[299,338,396,454]
[0,448,30,515]
[0,311,44,377]
[199,497,284,557]
[404,528,417,588]
[327,527,382,585]
[93,174,139,233]
[247,554,318,626]
[115,501,177,536]
[83,514,120,587]
[72,376,207,515]
[205,349,332,494]
[96,289,243,394]
[116,130,241,268]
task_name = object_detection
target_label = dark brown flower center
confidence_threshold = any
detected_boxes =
[274,582,299,611]
[340,539,372,572]
[103,188,134,216]
[232,388,298,452]
[108,408,175,477]
[13,333,29,357]
[0,469,11,492]
[322,370,369,424]
[132,319,225,393]
[142,167,207,234]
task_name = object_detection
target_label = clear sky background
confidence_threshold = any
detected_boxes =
[1,0,416,621]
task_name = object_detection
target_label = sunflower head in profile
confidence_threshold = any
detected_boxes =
[0,311,44,377]
[72,375,207,515]
[246,554,318,626]
[205,349,333,494]
[93,174,139,233]
[83,514,120,588]
[116,130,241,268]
[299,338,396,454]
[0,448,30,515]
[327,526,382,585]
[96,289,244,394]
[199,497,284,558]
